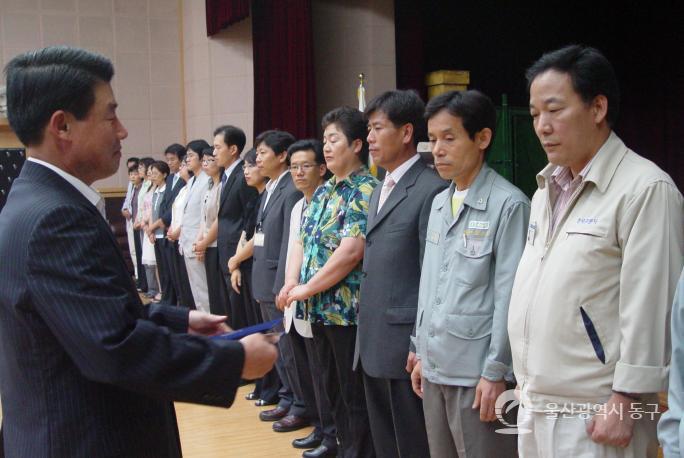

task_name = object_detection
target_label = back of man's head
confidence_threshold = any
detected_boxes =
[4,46,114,146]
[365,89,426,146]
[526,45,620,127]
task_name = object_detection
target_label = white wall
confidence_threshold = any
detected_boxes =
[312,0,396,127]
[182,0,254,149]
[0,0,185,189]
[0,0,398,188]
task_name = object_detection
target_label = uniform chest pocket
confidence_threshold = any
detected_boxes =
[565,224,610,254]
[565,224,608,238]
[453,236,493,286]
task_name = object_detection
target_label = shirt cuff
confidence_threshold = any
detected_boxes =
[612,360,668,393]
[481,359,508,382]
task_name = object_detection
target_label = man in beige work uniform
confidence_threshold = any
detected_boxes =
[508,45,684,457]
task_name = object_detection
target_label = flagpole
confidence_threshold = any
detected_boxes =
[357,73,377,177]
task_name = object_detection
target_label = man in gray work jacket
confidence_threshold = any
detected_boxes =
[410,90,530,458]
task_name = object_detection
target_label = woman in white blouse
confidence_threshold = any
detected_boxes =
[195,148,225,316]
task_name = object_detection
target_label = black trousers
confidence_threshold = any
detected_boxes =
[133,229,147,291]
[311,324,374,458]
[362,370,429,458]
[159,238,178,304]
[259,301,296,412]
[233,265,269,398]
[205,247,227,316]
[238,264,262,326]
[221,265,248,330]
[290,328,336,447]
[170,245,195,309]
[153,239,172,301]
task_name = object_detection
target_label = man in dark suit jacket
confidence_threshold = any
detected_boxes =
[251,130,311,429]
[0,46,277,457]
[153,143,186,305]
[356,90,447,457]
[196,125,258,328]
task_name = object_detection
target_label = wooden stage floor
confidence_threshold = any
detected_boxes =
[176,383,313,457]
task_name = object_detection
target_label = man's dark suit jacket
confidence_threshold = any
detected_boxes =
[217,161,258,275]
[355,159,447,379]
[252,172,302,303]
[0,161,245,457]
[160,173,186,228]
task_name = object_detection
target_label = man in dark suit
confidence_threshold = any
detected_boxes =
[0,46,277,457]
[146,143,187,306]
[251,130,310,429]
[356,90,447,457]
[196,125,257,326]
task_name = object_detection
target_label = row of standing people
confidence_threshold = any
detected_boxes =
[125,43,684,458]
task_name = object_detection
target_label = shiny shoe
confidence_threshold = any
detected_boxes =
[245,391,259,401]
[292,431,322,449]
[273,414,310,432]
[259,405,289,421]
[255,398,278,407]
[302,444,337,458]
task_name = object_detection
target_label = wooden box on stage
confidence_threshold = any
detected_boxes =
[426,70,470,99]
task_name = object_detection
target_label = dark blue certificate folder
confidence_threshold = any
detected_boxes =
[211,318,282,340]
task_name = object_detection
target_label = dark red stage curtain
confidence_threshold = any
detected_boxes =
[252,0,317,140]
[206,0,250,37]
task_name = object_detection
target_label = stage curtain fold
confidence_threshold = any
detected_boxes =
[206,0,250,37]
[252,0,317,140]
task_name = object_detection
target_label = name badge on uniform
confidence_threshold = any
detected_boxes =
[527,222,537,246]
[427,230,440,245]
[254,232,265,247]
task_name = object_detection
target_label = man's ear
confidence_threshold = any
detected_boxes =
[476,128,493,152]
[46,110,71,141]
[402,123,415,146]
[592,95,608,125]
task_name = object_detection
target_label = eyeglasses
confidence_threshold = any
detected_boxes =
[289,163,317,172]
[202,159,215,164]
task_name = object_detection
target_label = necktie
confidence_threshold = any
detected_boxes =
[172,174,179,188]
[377,176,396,213]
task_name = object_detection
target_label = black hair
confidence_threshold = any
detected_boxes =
[164,143,186,160]
[138,157,155,172]
[254,130,296,165]
[364,90,426,146]
[127,165,139,173]
[321,106,369,164]
[186,139,211,155]
[4,46,114,146]
[287,138,332,180]
[525,44,620,127]
[424,90,497,154]
[213,125,247,155]
[243,147,257,165]
[149,160,170,177]
[127,157,139,166]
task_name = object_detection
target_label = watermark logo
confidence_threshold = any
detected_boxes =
[494,389,531,435]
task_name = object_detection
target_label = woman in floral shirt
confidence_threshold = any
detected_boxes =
[283,106,378,457]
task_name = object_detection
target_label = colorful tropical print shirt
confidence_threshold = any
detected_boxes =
[299,167,378,326]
